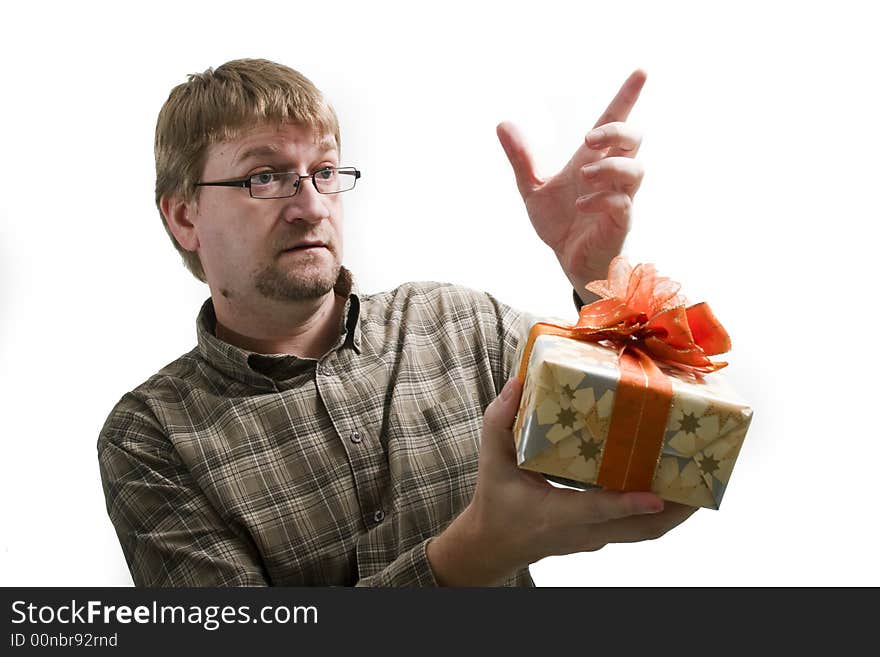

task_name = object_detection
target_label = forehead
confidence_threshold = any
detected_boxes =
[207,122,337,168]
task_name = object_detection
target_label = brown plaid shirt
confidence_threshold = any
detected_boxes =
[98,267,543,587]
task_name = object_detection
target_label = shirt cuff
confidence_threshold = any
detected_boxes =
[354,537,439,587]
[573,288,601,311]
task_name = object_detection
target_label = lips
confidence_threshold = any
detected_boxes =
[282,241,327,252]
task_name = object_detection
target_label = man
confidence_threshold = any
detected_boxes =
[98,58,696,587]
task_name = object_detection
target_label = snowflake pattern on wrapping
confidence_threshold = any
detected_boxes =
[514,333,753,509]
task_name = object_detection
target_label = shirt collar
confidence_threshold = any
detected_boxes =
[196,265,362,388]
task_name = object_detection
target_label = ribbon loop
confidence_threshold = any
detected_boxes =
[576,256,731,374]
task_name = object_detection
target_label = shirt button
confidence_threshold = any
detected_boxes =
[349,430,362,444]
[373,509,385,523]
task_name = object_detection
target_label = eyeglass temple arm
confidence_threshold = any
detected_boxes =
[194,180,250,188]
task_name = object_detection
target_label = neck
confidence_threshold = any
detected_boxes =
[212,287,348,360]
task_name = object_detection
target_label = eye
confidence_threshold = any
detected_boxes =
[253,172,275,185]
[315,167,336,181]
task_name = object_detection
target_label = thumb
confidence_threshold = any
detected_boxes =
[496,121,541,199]
[481,377,524,459]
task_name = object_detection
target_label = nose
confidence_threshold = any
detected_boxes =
[282,177,331,225]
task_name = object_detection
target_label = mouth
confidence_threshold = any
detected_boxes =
[281,241,328,254]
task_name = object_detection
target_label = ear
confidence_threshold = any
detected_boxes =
[160,194,200,252]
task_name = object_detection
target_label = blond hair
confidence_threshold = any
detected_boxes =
[154,58,341,282]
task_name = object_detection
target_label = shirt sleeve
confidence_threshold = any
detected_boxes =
[475,291,538,398]
[479,286,601,394]
[353,537,440,587]
[573,287,601,310]
[97,396,268,587]
[352,538,532,587]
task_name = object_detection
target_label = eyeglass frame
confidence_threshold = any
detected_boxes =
[194,166,361,199]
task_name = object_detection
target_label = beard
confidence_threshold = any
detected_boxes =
[253,250,341,302]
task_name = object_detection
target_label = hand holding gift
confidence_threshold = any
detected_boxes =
[426,376,698,586]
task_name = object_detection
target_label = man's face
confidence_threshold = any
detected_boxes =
[191,122,344,304]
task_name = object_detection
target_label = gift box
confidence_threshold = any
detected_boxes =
[512,257,753,510]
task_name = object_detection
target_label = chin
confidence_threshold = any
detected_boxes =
[255,263,340,302]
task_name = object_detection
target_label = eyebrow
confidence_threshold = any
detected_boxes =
[234,140,338,166]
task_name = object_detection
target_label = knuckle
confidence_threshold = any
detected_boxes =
[624,130,643,149]
[599,493,633,522]
[600,158,620,174]
[607,157,633,178]
[482,400,501,426]
[614,156,639,180]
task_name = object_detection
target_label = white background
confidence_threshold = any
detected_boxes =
[1,0,877,586]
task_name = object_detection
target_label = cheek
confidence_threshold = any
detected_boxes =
[196,205,264,268]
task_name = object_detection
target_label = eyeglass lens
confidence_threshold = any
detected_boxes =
[250,168,357,198]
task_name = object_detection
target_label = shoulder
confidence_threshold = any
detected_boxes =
[359,280,517,322]
[96,348,202,458]
[357,280,535,357]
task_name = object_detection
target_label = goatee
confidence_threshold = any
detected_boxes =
[254,260,341,302]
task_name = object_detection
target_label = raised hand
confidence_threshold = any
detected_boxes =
[497,70,647,295]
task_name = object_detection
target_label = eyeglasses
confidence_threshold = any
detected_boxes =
[195,166,361,199]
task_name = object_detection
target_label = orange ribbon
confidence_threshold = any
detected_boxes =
[516,256,732,492]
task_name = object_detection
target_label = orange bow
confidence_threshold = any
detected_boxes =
[514,257,732,492]
[570,256,731,375]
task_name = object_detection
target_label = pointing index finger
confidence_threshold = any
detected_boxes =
[593,69,647,129]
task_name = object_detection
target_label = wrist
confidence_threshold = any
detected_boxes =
[554,251,607,305]
[561,267,603,308]
[426,503,518,586]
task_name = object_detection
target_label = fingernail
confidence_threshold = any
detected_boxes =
[641,501,664,514]
[586,129,605,146]
[501,378,516,401]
